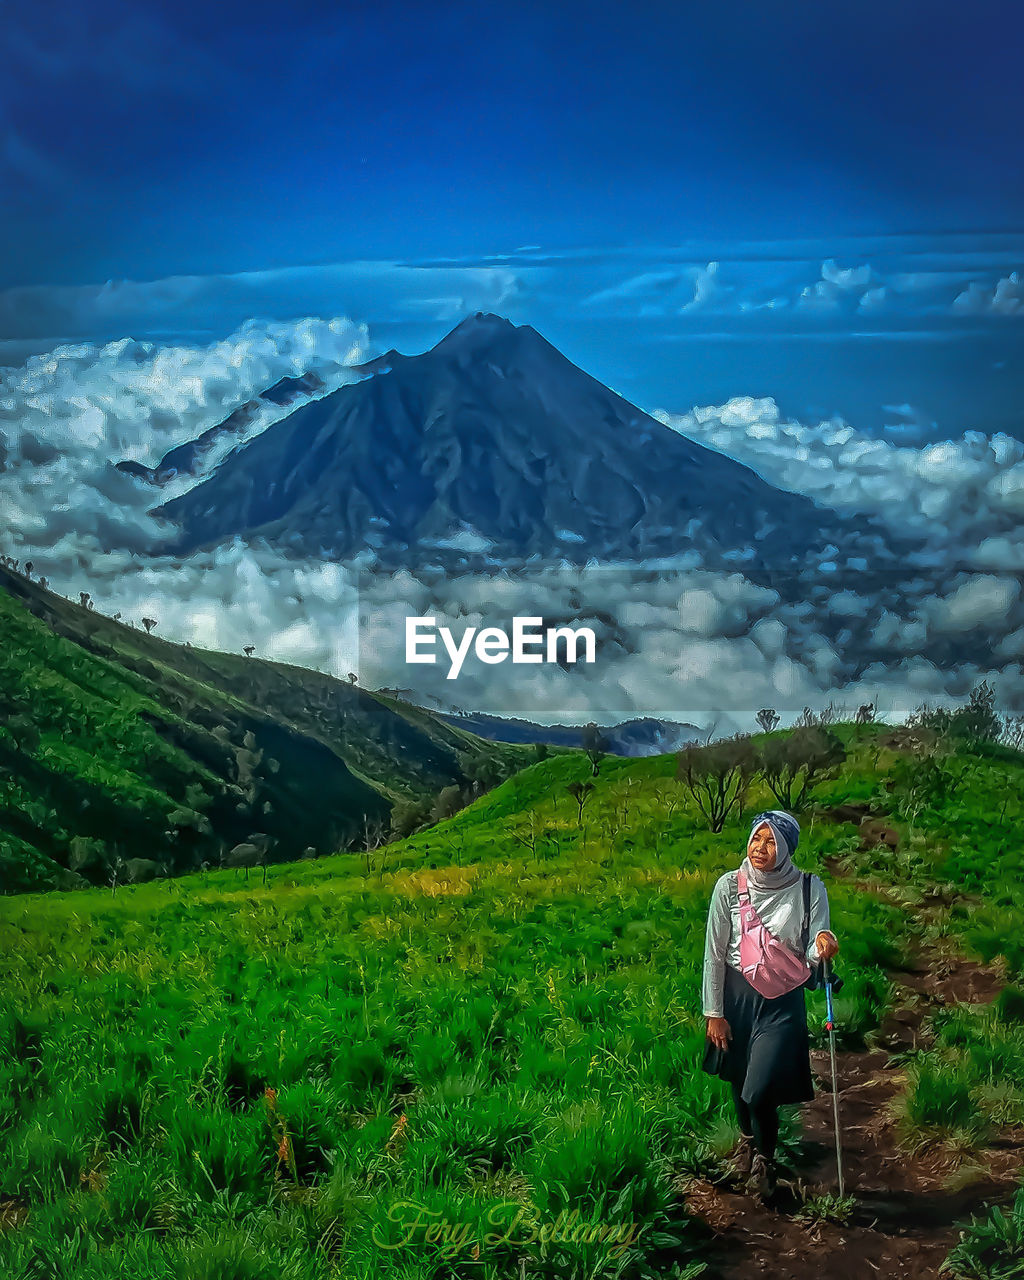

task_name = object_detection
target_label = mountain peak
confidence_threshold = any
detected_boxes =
[429,312,521,355]
[154,313,864,571]
[456,311,515,332]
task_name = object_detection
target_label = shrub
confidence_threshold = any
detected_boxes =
[676,734,757,832]
[756,726,847,811]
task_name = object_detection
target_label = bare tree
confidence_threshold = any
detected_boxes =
[360,814,389,877]
[756,726,847,811]
[566,780,595,827]
[676,734,757,833]
[580,722,609,776]
[243,645,255,657]
[1001,712,1024,753]
[141,617,157,634]
[755,709,780,734]
[817,701,844,726]
[617,775,637,830]
[510,810,540,858]
[106,850,126,896]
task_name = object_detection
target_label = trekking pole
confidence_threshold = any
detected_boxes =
[824,956,845,1197]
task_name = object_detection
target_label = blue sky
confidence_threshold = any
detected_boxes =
[2,237,1021,436]
[4,0,1022,286]
[2,0,1022,435]
[3,2,1024,723]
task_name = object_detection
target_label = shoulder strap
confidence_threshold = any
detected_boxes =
[736,868,749,900]
[800,872,811,955]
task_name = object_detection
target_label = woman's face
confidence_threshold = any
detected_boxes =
[748,823,777,871]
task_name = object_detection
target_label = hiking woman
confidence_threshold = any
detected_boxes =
[701,809,839,1199]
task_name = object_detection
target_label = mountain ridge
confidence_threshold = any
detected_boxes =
[117,371,325,487]
[151,313,867,569]
[0,563,532,891]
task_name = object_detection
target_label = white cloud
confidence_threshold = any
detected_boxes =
[581,262,733,315]
[857,286,888,312]
[681,261,728,312]
[920,575,1021,633]
[822,259,874,290]
[0,316,370,656]
[952,271,1024,315]
[2,320,1024,738]
[583,271,684,306]
[0,262,531,344]
[653,398,1024,553]
[647,393,1024,715]
[796,259,878,312]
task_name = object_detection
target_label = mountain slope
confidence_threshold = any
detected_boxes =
[116,372,325,486]
[0,565,530,892]
[2,718,1023,1274]
[152,314,869,568]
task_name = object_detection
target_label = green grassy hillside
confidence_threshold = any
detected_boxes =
[0,567,532,892]
[1,718,1022,1277]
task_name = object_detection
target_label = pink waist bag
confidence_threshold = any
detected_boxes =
[736,868,811,997]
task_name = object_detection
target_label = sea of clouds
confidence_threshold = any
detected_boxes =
[2,316,1022,737]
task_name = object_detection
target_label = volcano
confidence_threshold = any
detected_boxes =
[151,313,880,570]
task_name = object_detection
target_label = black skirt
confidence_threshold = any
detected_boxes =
[701,963,816,1108]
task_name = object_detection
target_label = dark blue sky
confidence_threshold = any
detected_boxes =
[3,0,1022,440]
[3,0,1022,288]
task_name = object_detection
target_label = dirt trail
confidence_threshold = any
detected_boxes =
[683,879,1024,1280]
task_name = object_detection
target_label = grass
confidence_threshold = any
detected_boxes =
[0,568,531,892]
[1,719,1023,1276]
[792,1192,857,1226]
[939,1186,1024,1279]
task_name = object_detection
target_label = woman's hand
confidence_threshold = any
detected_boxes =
[706,1016,732,1052]
[816,930,840,963]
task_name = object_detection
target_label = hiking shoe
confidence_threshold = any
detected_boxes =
[729,1134,755,1181]
[747,1153,778,1200]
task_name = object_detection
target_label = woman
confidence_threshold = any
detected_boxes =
[701,809,839,1200]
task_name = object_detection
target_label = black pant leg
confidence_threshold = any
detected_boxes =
[731,1082,754,1138]
[749,1098,779,1160]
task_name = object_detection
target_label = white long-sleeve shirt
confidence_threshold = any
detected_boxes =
[702,869,836,1018]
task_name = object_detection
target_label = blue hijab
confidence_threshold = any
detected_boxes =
[743,809,803,890]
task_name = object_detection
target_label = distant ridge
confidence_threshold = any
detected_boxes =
[117,372,324,486]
